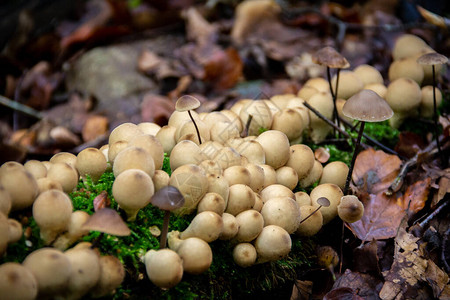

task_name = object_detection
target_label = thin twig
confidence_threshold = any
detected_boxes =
[0,95,44,120]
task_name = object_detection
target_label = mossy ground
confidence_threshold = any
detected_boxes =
[0,118,416,299]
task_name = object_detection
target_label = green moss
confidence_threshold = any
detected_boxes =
[162,152,172,175]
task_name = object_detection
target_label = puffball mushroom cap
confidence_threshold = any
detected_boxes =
[47,162,79,193]
[239,100,273,136]
[75,147,107,182]
[225,184,255,216]
[32,189,73,245]
[388,57,424,85]
[64,247,101,300]
[255,130,290,169]
[385,78,422,128]
[89,255,125,298]
[113,146,155,178]
[24,160,47,180]
[353,64,383,85]
[22,247,72,297]
[112,169,155,221]
[128,134,165,170]
[0,184,12,215]
[342,89,393,122]
[144,249,183,289]
[0,212,9,256]
[420,86,443,118]
[219,212,239,240]
[167,232,213,275]
[254,225,292,263]
[179,211,223,242]
[234,209,264,242]
[310,183,344,224]
[0,167,38,211]
[260,197,301,234]
[49,152,77,168]
[260,183,294,204]
[233,243,257,267]
[108,122,143,145]
[312,46,350,69]
[155,125,177,155]
[0,262,38,300]
[197,192,226,215]
[338,195,364,223]
[285,144,315,180]
[7,218,23,244]
[169,164,208,215]
[319,161,349,190]
[392,34,428,60]
[271,108,304,142]
[296,205,323,236]
[170,140,204,171]
[331,70,364,100]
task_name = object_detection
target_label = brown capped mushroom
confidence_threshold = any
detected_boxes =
[150,186,185,248]
[176,95,202,144]
[417,52,448,166]
[341,89,393,194]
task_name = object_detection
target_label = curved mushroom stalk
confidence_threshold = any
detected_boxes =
[179,211,223,243]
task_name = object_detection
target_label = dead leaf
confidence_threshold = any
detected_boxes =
[82,115,109,142]
[203,47,243,90]
[183,7,217,45]
[323,287,364,300]
[379,226,432,300]
[397,178,431,213]
[352,240,380,274]
[394,132,426,159]
[432,174,450,207]
[50,126,81,147]
[290,279,313,300]
[140,94,175,126]
[425,259,450,298]
[352,148,402,195]
[348,193,405,241]
[138,50,162,73]
[333,269,383,299]
[94,191,110,211]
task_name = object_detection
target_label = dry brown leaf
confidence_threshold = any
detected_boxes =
[138,50,162,73]
[183,7,217,45]
[94,190,110,211]
[397,178,431,213]
[140,94,175,126]
[352,148,402,195]
[425,259,450,299]
[348,192,405,241]
[82,115,109,142]
[203,47,243,90]
[290,279,313,300]
[352,239,380,274]
[432,173,450,207]
[323,287,364,300]
[332,270,382,299]
[50,126,81,147]
[379,226,432,300]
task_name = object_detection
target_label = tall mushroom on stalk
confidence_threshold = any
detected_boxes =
[341,89,394,194]
[416,52,448,166]
[312,46,350,131]
[175,95,202,144]
[150,185,185,249]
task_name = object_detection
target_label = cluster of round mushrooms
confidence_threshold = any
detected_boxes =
[0,33,447,297]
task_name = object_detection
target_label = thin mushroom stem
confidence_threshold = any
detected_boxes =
[241,114,253,137]
[299,205,322,224]
[159,210,171,249]
[188,110,202,144]
[432,65,445,167]
[326,67,342,137]
[343,121,365,195]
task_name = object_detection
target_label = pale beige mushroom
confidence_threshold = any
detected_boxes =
[0,262,38,300]
[0,167,38,211]
[76,147,107,182]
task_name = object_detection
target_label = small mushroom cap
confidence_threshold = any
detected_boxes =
[317,197,330,207]
[150,185,185,211]
[176,95,201,112]
[416,52,448,65]
[342,89,393,122]
[312,46,350,69]
[81,208,131,236]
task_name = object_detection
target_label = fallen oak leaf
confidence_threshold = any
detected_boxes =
[352,148,402,195]
[93,190,110,211]
[347,192,405,241]
[396,178,431,214]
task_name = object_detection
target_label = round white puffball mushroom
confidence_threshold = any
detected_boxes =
[0,262,38,300]
[22,247,72,297]
[112,169,155,221]
[144,249,183,289]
